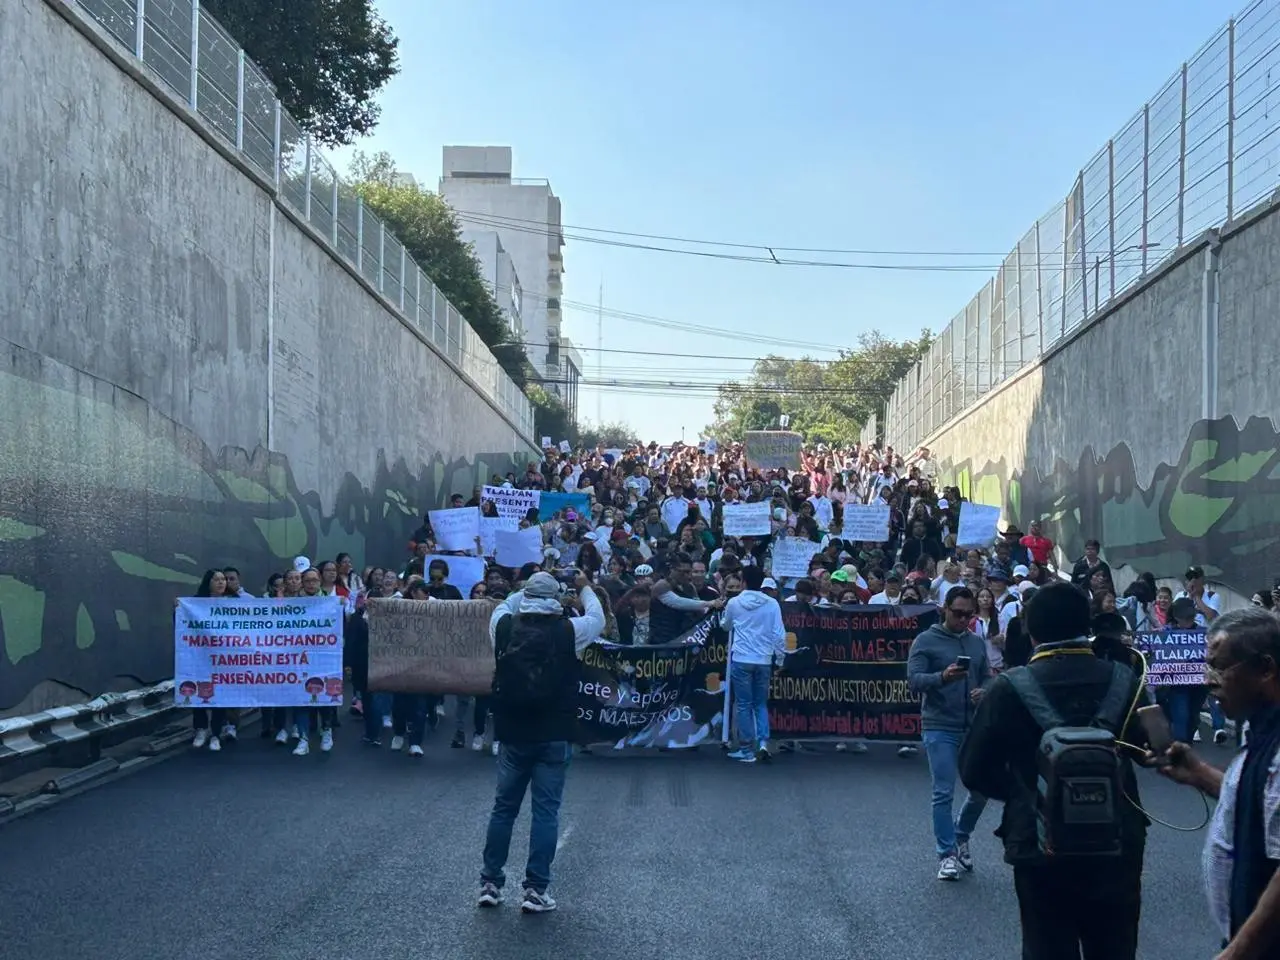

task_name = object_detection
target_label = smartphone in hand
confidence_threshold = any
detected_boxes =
[1137,704,1173,765]
[955,655,972,670]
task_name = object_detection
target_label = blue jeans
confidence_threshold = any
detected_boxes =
[730,661,772,747]
[481,741,572,893]
[922,729,988,857]
[1159,686,1209,743]
[363,692,391,740]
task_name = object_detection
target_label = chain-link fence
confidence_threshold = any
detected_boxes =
[885,0,1279,452]
[70,0,535,442]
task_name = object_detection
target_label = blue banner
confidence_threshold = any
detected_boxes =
[1134,629,1207,686]
[538,491,590,521]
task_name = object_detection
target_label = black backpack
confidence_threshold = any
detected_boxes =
[1004,660,1134,860]
[493,614,561,708]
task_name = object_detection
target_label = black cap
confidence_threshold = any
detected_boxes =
[1170,596,1198,620]
[1185,565,1205,581]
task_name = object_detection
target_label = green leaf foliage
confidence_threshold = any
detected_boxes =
[203,0,399,147]
[706,329,933,446]
[349,152,516,353]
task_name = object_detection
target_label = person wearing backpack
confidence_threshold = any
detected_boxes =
[959,582,1150,960]
[477,570,605,915]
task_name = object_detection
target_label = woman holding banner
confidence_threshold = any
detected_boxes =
[189,569,234,752]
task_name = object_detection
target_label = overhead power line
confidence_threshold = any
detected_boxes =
[456,209,1153,273]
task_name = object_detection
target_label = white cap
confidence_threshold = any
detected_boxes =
[292,556,311,573]
[1012,564,1031,579]
[938,499,949,509]
[762,577,778,590]
[634,564,654,577]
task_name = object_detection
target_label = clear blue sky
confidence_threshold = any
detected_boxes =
[332,0,1235,442]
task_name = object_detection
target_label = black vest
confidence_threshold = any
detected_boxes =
[649,583,698,644]
[492,613,578,744]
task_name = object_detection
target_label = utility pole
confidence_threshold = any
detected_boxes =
[597,279,603,425]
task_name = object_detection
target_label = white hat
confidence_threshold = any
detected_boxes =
[1012,564,1031,579]
[762,577,778,590]
[1017,579,1037,596]
[292,556,311,573]
[772,507,787,521]
[938,499,949,509]
[634,564,654,577]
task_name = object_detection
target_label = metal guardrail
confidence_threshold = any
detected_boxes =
[885,0,1280,451]
[0,681,176,761]
[65,0,536,441]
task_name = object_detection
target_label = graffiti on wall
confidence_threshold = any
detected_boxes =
[0,362,529,713]
[940,416,1280,598]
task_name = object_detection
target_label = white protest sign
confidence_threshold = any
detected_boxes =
[174,596,343,708]
[559,440,571,454]
[423,554,487,598]
[722,501,771,537]
[844,503,891,543]
[496,526,544,568]
[810,496,834,531]
[744,431,803,470]
[541,436,552,448]
[772,538,820,579]
[482,484,540,521]
[428,506,480,552]
[957,502,1002,548]
[705,438,718,454]
[480,516,519,557]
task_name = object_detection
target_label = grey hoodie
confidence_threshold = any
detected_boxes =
[906,622,990,733]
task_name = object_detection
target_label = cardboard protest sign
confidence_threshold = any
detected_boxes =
[428,507,480,552]
[744,431,803,470]
[366,598,494,696]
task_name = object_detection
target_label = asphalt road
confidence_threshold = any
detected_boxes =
[1,719,1227,960]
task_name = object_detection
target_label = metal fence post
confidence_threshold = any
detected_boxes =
[1141,104,1150,273]
[331,179,339,246]
[399,247,406,311]
[1078,175,1089,321]
[414,269,421,327]
[189,0,200,109]
[1059,199,1070,342]
[303,134,312,221]
[1177,62,1188,246]
[356,196,364,273]
[1034,219,1044,355]
[272,100,281,189]
[135,0,145,59]
[1227,19,1236,222]
[235,50,245,151]
[378,222,386,292]
[1107,139,1116,304]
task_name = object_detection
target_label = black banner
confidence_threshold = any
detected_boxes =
[575,602,936,748]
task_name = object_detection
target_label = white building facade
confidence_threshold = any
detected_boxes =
[460,229,522,341]
[439,147,574,403]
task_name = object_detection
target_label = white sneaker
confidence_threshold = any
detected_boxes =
[1194,729,1203,743]
[192,729,209,749]
[847,741,869,754]
[477,882,503,908]
[208,735,221,752]
[491,740,500,757]
[290,724,300,740]
[390,735,405,752]
[320,729,334,752]
[220,724,237,742]
[937,855,961,881]
[409,744,424,757]
[472,735,485,752]
[275,728,289,745]
[293,738,310,757]
[521,888,557,914]
[382,715,393,729]
[898,745,918,758]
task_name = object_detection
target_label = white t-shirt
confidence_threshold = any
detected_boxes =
[869,591,901,605]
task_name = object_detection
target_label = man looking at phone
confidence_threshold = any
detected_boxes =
[906,587,991,881]
[1158,607,1280,959]
[958,582,1149,959]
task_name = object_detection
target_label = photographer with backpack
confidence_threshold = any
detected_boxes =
[477,570,605,915]
[959,581,1151,960]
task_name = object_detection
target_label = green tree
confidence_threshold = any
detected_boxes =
[205,0,399,147]
[578,421,641,449]
[706,330,932,446]
[349,152,515,352]
[528,386,574,447]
